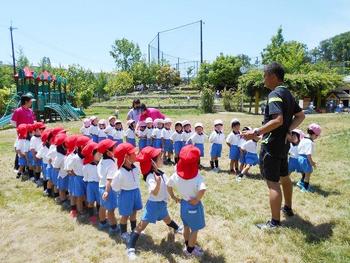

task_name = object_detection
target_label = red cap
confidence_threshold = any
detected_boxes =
[26,124,35,133]
[76,135,91,148]
[41,128,53,143]
[33,122,46,130]
[17,124,28,139]
[82,141,98,165]
[53,133,67,146]
[97,139,116,154]
[64,135,79,155]
[136,146,162,175]
[176,145,200,180]
[113,143,136,168]
[51,127,65,136]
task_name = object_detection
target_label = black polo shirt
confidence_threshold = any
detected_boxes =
[261,86,302,158]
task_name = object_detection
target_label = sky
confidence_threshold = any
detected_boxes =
[0,0,349,72]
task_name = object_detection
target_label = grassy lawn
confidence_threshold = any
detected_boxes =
[0,112,349,262]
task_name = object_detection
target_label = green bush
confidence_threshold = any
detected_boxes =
[200,86,214,113]
[105,71,134,96]
[222,88,234,111]
[0,87,11,115]
[78,86,94,108]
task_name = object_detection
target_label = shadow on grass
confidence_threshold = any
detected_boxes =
[292,181,341,197]
[283,214,335,243]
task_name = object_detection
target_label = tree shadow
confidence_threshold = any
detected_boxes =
[283,214,335,243]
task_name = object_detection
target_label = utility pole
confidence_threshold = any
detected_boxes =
[157,32,160,65]
[9,22,18,76]
[148,44,150,64]
[200,20,203,64]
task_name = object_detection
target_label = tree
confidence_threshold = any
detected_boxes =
[16,47,30,69]
[95,72,108,101]
[186,66,194,84]
[110,38,142,71]
[315,31,350,62]
[130,61,151,87]
[156,65,180,89]
[105,71,134,96]
[38,56,52,71]
[0,65,14,89]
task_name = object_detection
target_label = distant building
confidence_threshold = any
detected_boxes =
[326,76,350,108]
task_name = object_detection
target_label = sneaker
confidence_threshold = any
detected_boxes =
[43,190,49,197]
[98,221,109,230]
[127,248,137,261]
[281,206,294,217]
[121,232,130,243]
[256,220,280,230]
[183,248,192,257]
[175,225,183,234]
[30,177,36,182]
[69,210,78,218]
[236,175,242,182]
[109,225,120,235]
[183,247,204,257]
[194,245,204,253]
[296,180,304,189]
[300,186,314,193]
[35,179,43,187]
[89,215,98,225]
[16,173,21,179]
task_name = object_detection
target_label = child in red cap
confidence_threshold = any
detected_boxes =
[30,122,46,184]
[167,145,206,257]
[126,146,182,260]
[15,124,29,179]
[36,128,52,194]
[111,143,142,243]
[96,139,119,234]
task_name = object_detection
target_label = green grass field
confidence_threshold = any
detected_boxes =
[0,112,349,263]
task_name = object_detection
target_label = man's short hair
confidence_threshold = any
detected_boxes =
[264,62,285,81]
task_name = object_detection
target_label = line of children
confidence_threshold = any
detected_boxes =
[209,119,225,172]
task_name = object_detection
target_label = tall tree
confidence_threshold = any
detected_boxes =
[38,56,52,71]
[110,38,142,71]
[16,47,30,69]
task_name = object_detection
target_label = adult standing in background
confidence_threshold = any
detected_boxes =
[242,62,305,230]
[126,99,142,123]
[138,103,165,122]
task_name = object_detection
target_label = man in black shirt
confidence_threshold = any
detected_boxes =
[242,62,305,229]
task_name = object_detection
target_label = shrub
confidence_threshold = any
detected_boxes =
[200,85,214,113]
[222,88,234,111]
[105,71,134,96]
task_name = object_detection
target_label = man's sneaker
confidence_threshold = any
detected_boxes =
[183,247,204,257]
[296,180,304,189]
[175,225,183,234]
[98,221,109,230]
[121,232,130,243]
[69,210,78,218]
[301,186,314,193]
[109,225,120,235]
[281,206,294,217]
[256,220,280,230]
[89,215,98,225]
[127,248,137,261]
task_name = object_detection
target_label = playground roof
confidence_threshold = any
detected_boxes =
[36,70,55,82]
[14,66,34,79]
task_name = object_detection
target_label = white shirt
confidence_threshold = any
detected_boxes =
[167,173,206,201]
[298,138,315,156]
[98,128,107,139]
[289,144,299,158]
[182,131,193,142]
[209,131,225,144]
[146,127,153,139]
[52,152,67,178]
[125,128,135,139]
[70,154,84,176]
[171,131,183,142]
[238,138,246,148]
[114,129,124,140]
[241,140,258,154]
[97,158,117,187]
[161,128,172,140]
[47,145,57,162]
[36,145,49,163]
[146,172,169,202]
[80,126,90,136]
[111,165,140,191]
[105,126,116,138]
[30,136,42,152]
[187,132,206,144]
[152,128,162,139]
[226,132,240,146]
[16,139,29,154]
[83,163,99,182]
[136,129,147,138]
[89,125,99,136]
[64,153,76,171]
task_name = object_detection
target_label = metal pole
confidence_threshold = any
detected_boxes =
[177,57,180,71]
[148,44,150,64]
[200,20,203,64]
[157,32,160,65]
[9,24,17,76]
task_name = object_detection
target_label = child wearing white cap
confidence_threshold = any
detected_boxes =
[209,119,225,172]
[104,116,117,140]
[182,120,193,144]
[136,121,148,150]
[98,119,108,142]
[226,119,241,174]
[161,118,174,163]
[170,121,184,164]
[152,119,164,149]
[125,119,136,146]
[187,122,207,166]
[238,127,250,172]
[145,117,154,146]
[113,119,124,145]
[80,118,91,137]
[89,116,99,143]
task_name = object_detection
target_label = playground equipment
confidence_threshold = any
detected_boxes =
[0,67,85,127]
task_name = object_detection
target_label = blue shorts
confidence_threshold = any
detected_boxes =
[119,188,143,216]
[46,164,53,182]
[164,139,173,152]
[239,151,246,164]
[142,200,169,224]
[298,155,313,173]
[86,182,100,203]
[180,200,205,231]
[115,139,123,145]
[288,157,301,173]
[229,145,240,160]
[139,138,147,150]
[99,187,118,210]
[73,176,86,197]
[194,143,204,157]
[127,138,136,146]
[57,176,69,191]
[98,136,107,143]
[107,135,114,140]
[27,151,33,166]
[91,134,98,143]
[42,163,48,180]
[147,138,153,146]
[153,138,162,149]
[19,156,27,166]
[52,168,59,186]
[245,152,259,166]
[68,175,75,194]
[210,143,222,158]
[174,141,184,155]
